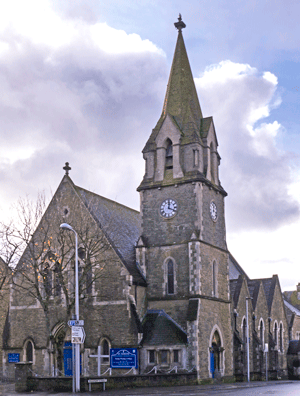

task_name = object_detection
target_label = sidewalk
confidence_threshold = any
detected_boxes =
[0,380,295,396]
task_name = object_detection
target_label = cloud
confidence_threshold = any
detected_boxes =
[195,60,300,231]
[0,1,167,214]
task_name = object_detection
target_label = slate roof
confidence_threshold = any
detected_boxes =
[259,276,277,313]
[284,302,295,328]
[230,276,244,309]
[74,183,146,286]
[283,290,300,312]
[247,280,260,310]
[228,253,249,280]
[141,310,187,346]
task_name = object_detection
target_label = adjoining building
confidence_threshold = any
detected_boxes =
[2,16,289,382]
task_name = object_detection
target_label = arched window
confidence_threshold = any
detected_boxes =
[100,339,110,364]
[78,248,93,296]
[279,323,283,352]
[167,260,174,295]
[274,322,278,346]
[212,261,217,297]
[25,340,33,362]
[259,319,264,346]
[242,318,247,346]
[210,142,215,183]
[44,264,52,297]
[165,139,173,170]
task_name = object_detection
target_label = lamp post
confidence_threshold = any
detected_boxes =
[246,297,252,383]
[60,223,80,392]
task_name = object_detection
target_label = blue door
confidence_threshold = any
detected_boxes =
[210,351,215,378]
[63,342,73,376]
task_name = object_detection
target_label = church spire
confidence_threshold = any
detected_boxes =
[160,15,203,132]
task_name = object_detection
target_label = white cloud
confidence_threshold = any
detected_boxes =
[195,60,299,231]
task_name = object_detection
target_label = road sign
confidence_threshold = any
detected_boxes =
[71,326,86,344]
[68,320,84,327]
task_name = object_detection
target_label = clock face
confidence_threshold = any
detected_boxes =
[160,199,178,218]
[210,201,217,221]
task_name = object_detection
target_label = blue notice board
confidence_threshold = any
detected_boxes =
[8,353,20,363]
[110,348,138,369]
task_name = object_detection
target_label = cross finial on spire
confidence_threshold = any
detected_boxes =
[63,162,71,175]
[174,13,186,31]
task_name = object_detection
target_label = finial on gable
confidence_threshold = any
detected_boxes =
[63,162,71,176]
[174,13,186,31]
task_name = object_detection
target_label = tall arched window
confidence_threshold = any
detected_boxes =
[242,318,247,346]
[25,340,33,362]
[167,260,174,295]
[100,338,110,364]
[279,323,283,352]
[259,319,264,346]
[165,139,173,170]
[274,322,278,346]
[212,261,217,297]
[210,142,215,183]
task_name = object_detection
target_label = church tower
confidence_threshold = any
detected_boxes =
[137,16,233,379]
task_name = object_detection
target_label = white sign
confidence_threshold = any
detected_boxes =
[72,326,86,344]
[264,343,268,353]
[68,320,84,327]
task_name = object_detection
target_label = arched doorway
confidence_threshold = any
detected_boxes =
[51,324,72,376]
[210,330,222,378]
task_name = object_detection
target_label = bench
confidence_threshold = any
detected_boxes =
[88,378,107,392]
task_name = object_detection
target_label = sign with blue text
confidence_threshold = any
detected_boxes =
[8,353,20,363]
[110,348,138,369]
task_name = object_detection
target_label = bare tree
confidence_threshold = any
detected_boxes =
[0,192,116,339]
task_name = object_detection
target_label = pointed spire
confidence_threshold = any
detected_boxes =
[142,16,204,153]
[160,15,203,132]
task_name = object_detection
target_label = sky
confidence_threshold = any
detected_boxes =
[0,0,300,290]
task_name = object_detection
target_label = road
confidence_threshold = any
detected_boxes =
[1,381,300,395]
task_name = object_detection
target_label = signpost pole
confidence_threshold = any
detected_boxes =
[60,223,81,392]
[98,346,101,376]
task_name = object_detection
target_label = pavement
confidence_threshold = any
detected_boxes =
[0,380,296,396]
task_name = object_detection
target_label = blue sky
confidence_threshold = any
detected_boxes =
[0,0,300,289]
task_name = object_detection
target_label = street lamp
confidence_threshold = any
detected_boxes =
[245,297,253,383]
[60,223,80,393]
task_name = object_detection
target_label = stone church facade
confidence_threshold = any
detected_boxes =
[2,17,289,382]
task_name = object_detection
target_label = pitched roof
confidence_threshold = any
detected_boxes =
[73,182,146,285]
[230,276,244,308]
[257,275,277,313]
[247,279,261,310]
[228,252,249,280]
[141,310,187,346]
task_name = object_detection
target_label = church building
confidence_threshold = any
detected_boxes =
[2,16,289,383]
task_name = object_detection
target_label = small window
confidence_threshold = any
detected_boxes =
[160,350,168,364]
[165,139,173,170]
[173,350,180,363]
[193,149,199,167]
[148,350,155,364]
